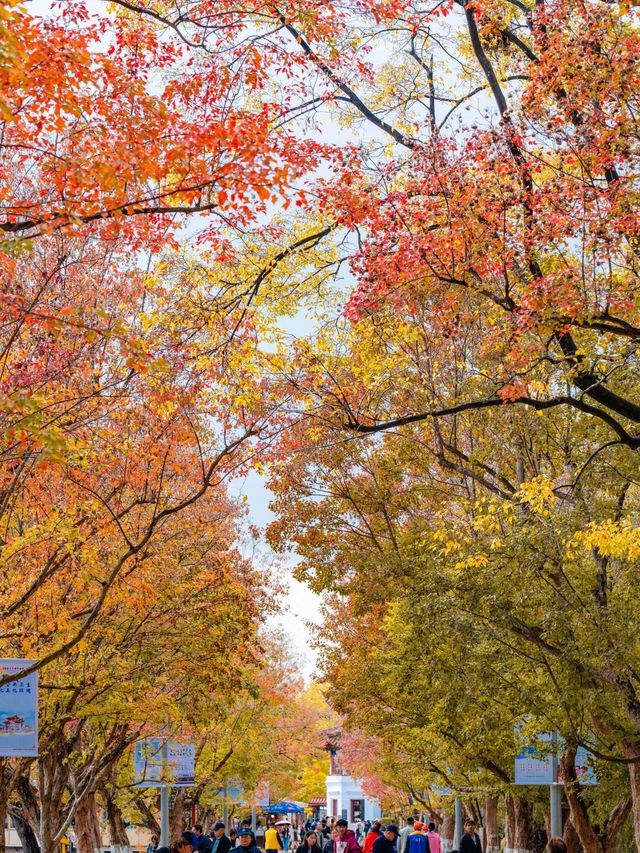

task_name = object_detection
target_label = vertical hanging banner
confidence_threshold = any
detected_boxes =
[254,781,270,807]
[0,659,38,757]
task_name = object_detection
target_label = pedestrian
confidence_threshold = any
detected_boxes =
[362,822,381,853]
[193,826,213,853]
[240,822,256,844]
[265,822,284,853]
[255,822,266,849]
[212,823,232,853]
[296,831,323,853]
[323,829,337,853]
[405,823,430,853]
[425,825,440,853]
[230,831,239,849]
[148,835,159,853]
[176,836,195,853]
[363,823,371,837]
[546,841,567,853]
[372,825,398,853]
[397,818,414,853]
[237,828,260,853]
[333,819,362,853]
[459,820,482,853]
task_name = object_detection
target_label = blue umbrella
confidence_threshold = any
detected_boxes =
[268,801,305,814]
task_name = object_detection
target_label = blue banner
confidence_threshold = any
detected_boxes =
[0,659,38,757]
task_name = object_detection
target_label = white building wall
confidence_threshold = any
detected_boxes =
[325,774,381,828]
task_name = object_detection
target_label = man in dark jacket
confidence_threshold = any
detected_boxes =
[211,823,232,853]
[193,825,213,853]
[459,820,482,853]
[372,825,398,853]
[237,828,260,853]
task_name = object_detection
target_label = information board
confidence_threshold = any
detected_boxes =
[514,743,554,785]
[134,739,195,787]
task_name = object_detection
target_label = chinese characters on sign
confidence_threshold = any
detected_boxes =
[0,659,38,757]
[514,743,554,785]
[515,733,596,786]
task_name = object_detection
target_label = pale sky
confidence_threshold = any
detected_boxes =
[232,470,323,681]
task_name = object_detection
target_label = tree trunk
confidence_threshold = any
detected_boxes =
[75,790,103,853]
[170,789,186,840]
[0,788,9,853]
[0,758,30,853]
[11,812,41,853]
[504,795,533,853]
[440,811,455,853]
[563,819,579,853]
[624,745,640,850]
[101,780,131,853]
[482,795,499,853]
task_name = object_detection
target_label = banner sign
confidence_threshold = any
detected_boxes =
[0,659,38,757]
[254,780,270,807]
[515,732,596,785]
[134,739,195,787]
[514,743,554,785]
[559,746,597,786]
[211,780,268,806]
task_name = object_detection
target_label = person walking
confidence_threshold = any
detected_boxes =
[424,825,440,853]
[176,836,195,853]
[372,826,398,853]
[333,819,362,853]
[323,829,337,853]
[397,818,414,853]
[296,832,323,853]
[265,823,283,853]
[362,823,381,853]
[405,823,430,853]
[237,829,260,853]
[459,820,482,853]
[193,826,213,853]
[212,823,232,853]
[148,835,159,853]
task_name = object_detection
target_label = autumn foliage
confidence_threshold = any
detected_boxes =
[2,0,640,851]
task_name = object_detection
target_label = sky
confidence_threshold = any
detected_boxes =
[232,469,323,681]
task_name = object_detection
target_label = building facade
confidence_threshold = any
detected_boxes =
[324,729,381,827]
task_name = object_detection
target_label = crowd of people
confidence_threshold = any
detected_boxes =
[147,815,568,853]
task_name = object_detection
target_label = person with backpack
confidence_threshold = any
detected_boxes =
[405,823,430,853]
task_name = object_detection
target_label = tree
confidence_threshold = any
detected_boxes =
[4,480,269,853]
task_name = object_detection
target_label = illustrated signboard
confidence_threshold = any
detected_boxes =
[0,659,38,757]
[515,732,596,785]
[134,739,195,787]
[558,745,597,786]
[212,780,269,806]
